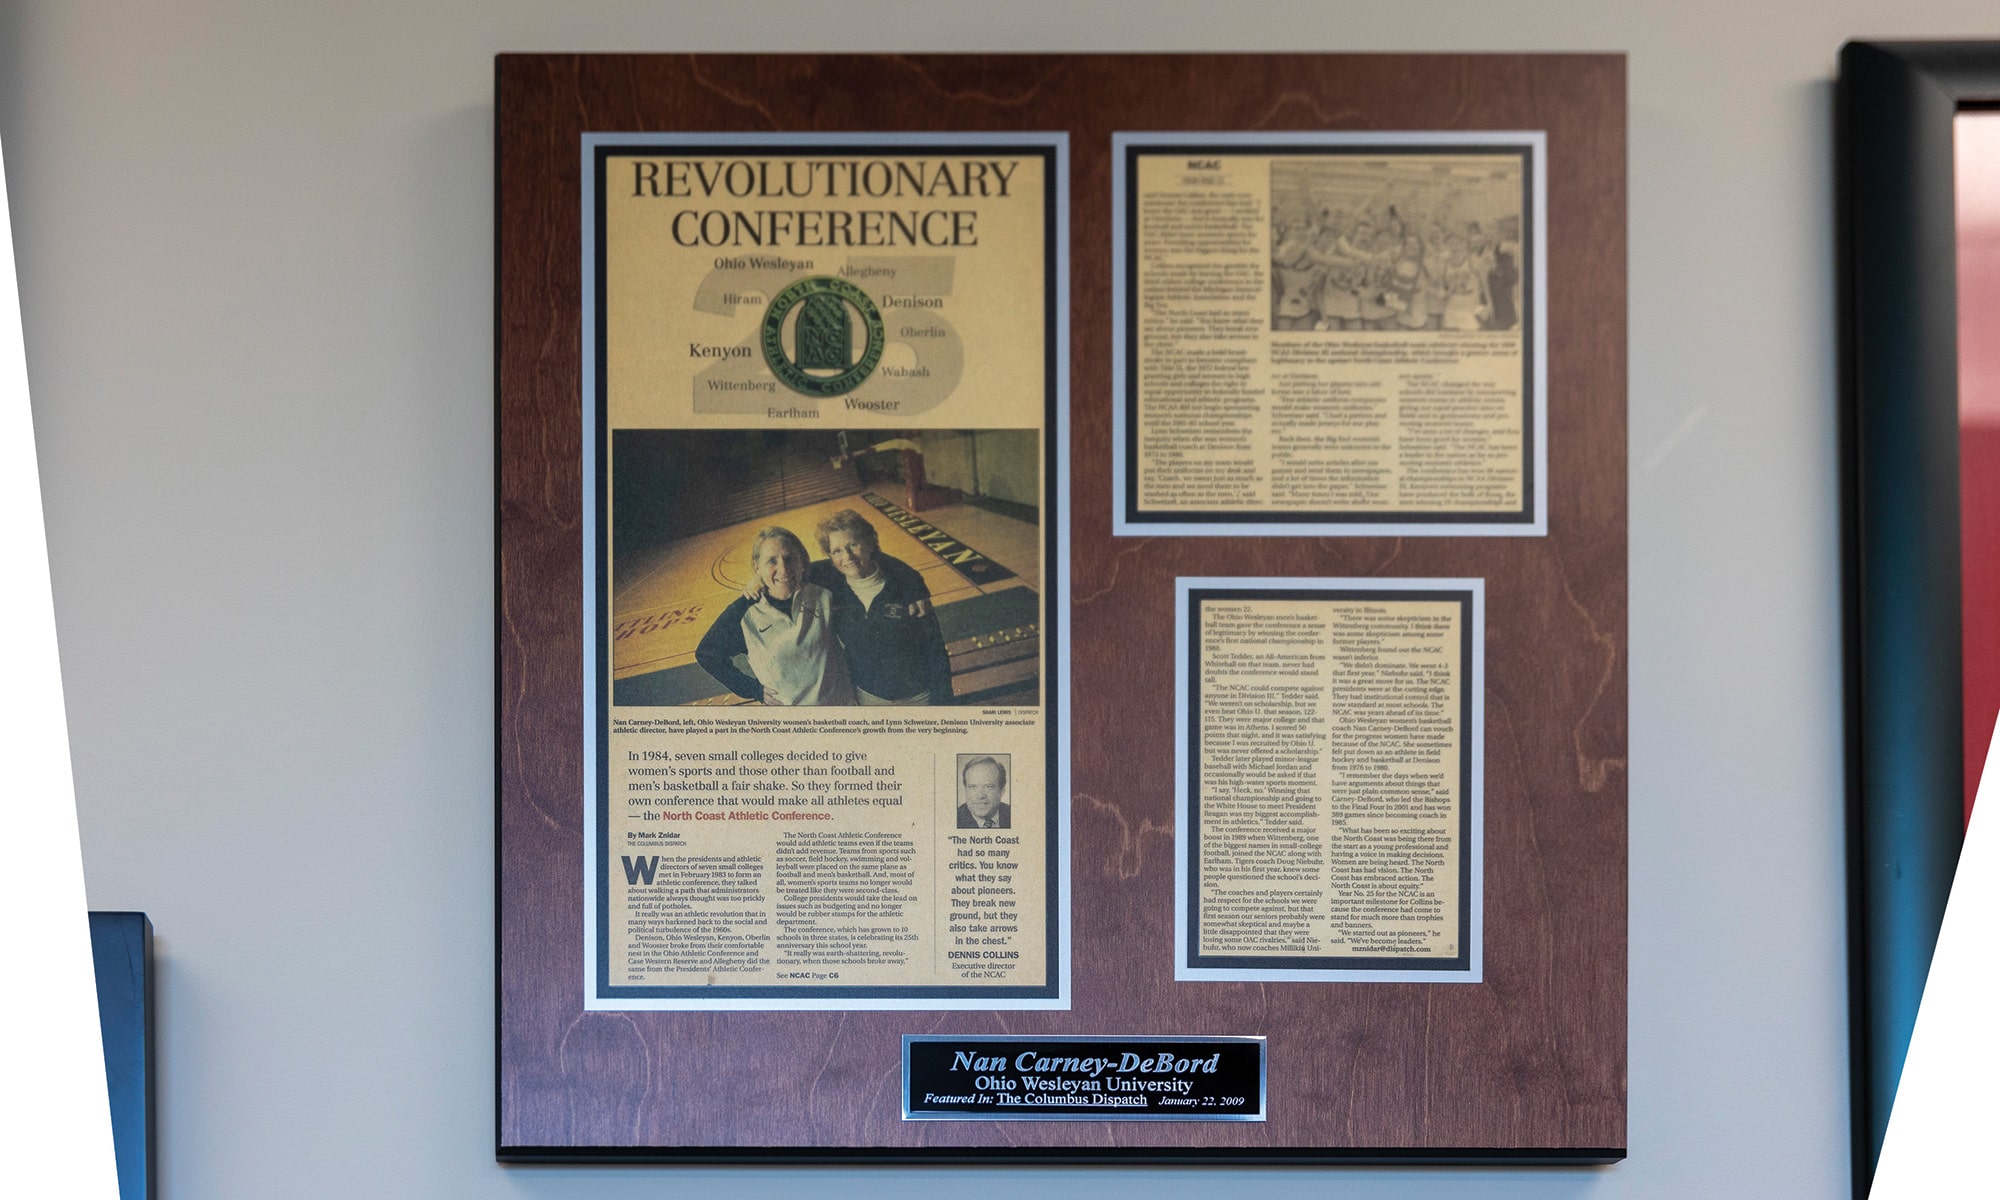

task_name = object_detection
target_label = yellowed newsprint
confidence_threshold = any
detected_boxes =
[1175,578,1483,982]
[1114,133,1545,537]
[584,134,1067,1009]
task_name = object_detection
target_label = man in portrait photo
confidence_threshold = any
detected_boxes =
[955,755,1011,829]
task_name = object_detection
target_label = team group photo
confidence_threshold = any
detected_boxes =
[1269,153,1527,334]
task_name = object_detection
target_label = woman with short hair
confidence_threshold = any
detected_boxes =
[810,508,955,705]
[694,526,856,705]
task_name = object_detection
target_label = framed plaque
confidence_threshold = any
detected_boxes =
[498,53,1626,1163]
[1840,39,2000,1196]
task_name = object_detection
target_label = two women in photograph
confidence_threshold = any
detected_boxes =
[694,509,954,706]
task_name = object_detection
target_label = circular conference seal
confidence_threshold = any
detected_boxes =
[760,276,887,398]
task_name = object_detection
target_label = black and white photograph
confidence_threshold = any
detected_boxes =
[1269,154,1525,333]
[954,753,1013,828]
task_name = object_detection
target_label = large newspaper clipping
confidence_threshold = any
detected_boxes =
[1115,133,1545,537]
[1175,578,1482,983]
[585,135,1066,1009]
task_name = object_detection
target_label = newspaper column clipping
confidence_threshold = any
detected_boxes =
[1178,580,1482,982]
[587,136,1064,1009]
[1118,135,1542,535]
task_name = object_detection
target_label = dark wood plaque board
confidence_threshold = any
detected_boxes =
[497,53,1626,1163]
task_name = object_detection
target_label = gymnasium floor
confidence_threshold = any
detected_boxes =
[609,491,1042,707]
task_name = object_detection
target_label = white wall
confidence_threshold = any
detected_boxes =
[3,1,1975,1195]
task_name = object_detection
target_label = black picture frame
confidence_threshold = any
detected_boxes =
[1839,38,2000,1198]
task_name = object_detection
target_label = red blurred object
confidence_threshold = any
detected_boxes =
[1957,111,2000,823]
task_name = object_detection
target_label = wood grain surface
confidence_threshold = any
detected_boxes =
[497,53,1626,1161]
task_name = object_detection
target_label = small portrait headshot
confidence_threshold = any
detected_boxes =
[955,754,1012,829]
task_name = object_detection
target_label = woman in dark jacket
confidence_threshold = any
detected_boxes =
[810,509,956,705]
